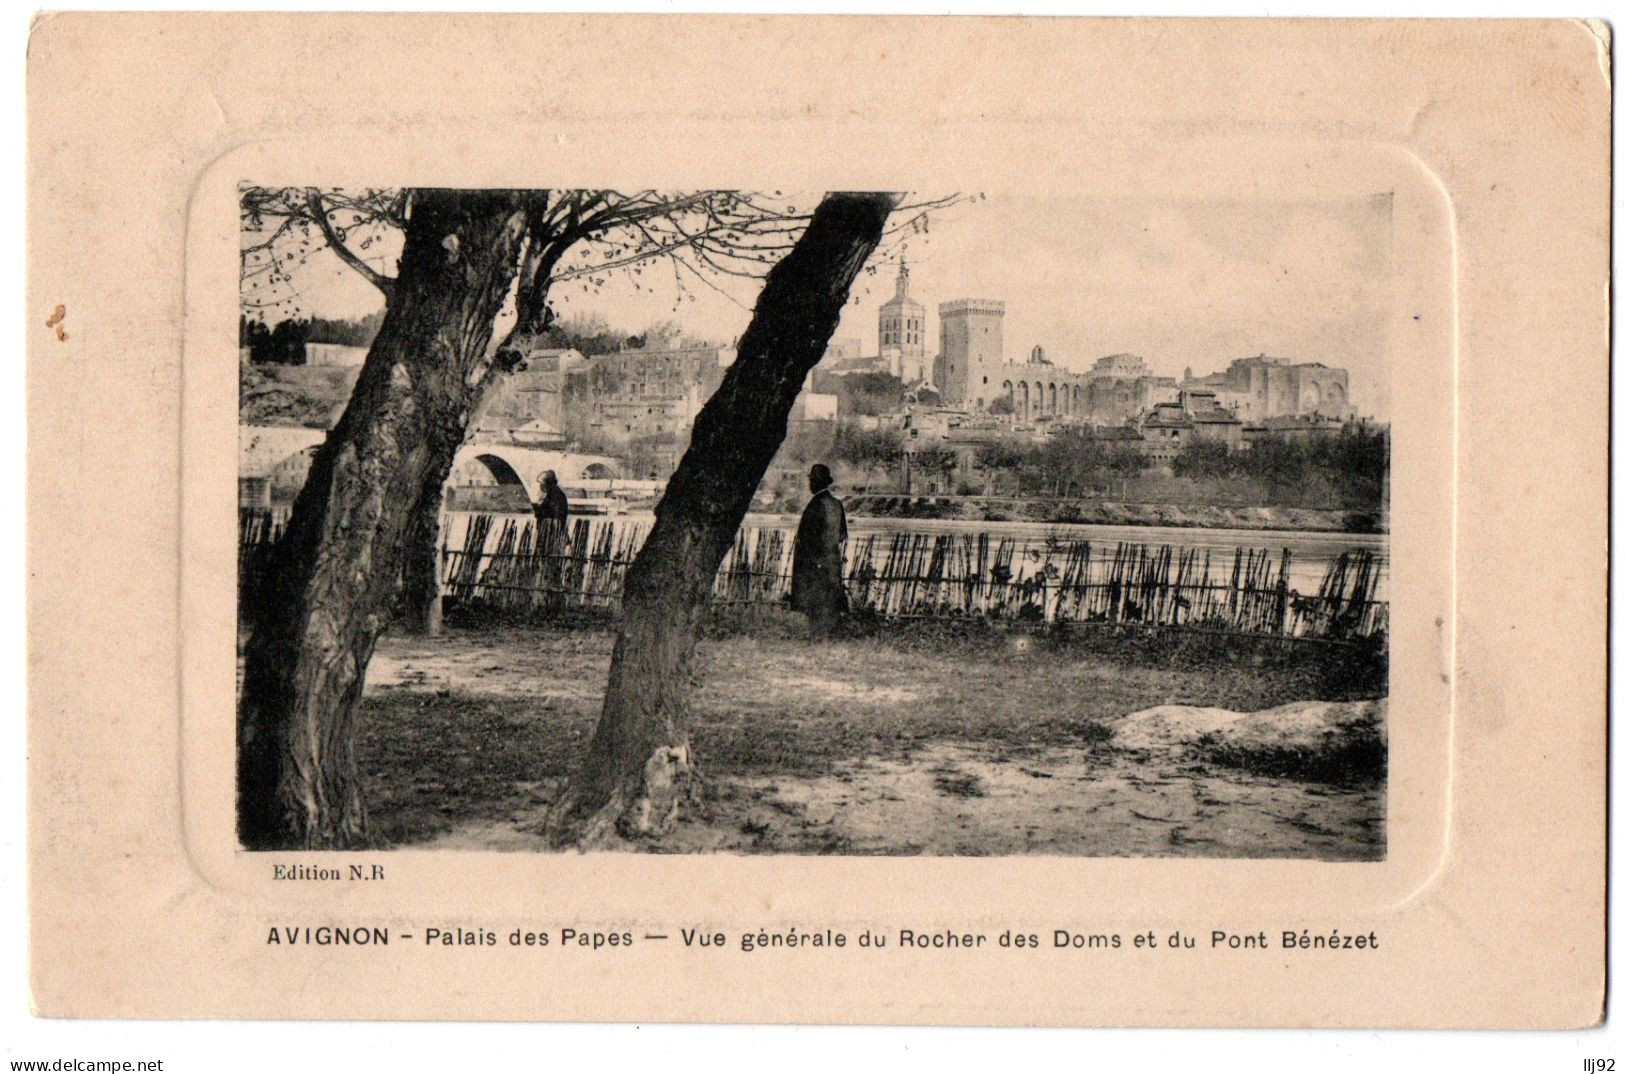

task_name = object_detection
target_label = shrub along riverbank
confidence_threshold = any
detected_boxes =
[844,494,1384,534]
[814,421,1390,531]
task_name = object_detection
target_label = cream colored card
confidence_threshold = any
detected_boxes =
[26,14,1608,1026]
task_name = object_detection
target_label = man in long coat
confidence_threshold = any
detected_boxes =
[532,470,570,612]
[532,470,569,534]
[790,463,848,639]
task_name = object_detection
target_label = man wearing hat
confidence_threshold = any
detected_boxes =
[790,463,848,639]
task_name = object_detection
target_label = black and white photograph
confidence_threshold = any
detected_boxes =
[236,186,1391,857]
[23,7,1613,1056]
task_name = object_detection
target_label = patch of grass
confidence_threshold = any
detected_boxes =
[932,769,987,798]
[349,620,1385,846]
[355,689,594,846]
[703,612,1385,701]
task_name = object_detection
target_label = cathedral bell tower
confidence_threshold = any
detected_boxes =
[877,258,927,381]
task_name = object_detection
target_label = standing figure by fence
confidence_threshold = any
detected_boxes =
[532,470,571,612]
[532,470,569,531]
[790,463,849,639]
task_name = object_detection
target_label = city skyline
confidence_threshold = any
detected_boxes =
[257,191,1393,418]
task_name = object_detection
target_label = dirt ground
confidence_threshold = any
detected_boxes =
[349,622,1383,860]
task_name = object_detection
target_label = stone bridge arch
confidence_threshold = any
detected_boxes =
[452,444,623,501]
[470,453,527,491]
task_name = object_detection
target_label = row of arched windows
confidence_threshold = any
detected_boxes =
[1000,379,1085,419]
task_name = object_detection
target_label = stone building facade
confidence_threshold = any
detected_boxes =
[992,346,1094,420]
[830,278,1355,433]
[560,345,734,476]
[1181,355,1351,421]
[1139,389,1244,462]
[471,347,584,438]
[577,345,732,406]
[1075,353,1179,426]
[935,302,1160,423]
[819,263,932,385]
[877,260,929,380]
[935,298,1008,407]
[302,342,369,368]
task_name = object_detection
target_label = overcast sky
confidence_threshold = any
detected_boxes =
[259,191,1393,417]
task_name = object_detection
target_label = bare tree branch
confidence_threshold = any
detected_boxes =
[240,186,975,327]
[305,189,396,300]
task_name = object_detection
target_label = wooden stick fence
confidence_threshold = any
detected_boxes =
[238,508,286,606]
[239,511,1388,642]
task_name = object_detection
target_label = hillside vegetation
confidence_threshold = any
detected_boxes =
[239,360,360,428]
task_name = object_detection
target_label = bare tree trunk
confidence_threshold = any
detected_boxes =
[237,190,530,849]
[397,483,444,637]
[551,192,899,845]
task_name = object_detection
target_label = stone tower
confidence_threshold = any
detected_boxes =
[878,258,927,375]
[936,298,1006,408]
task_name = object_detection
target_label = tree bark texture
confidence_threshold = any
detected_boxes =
[396,482,444,637]
[237,190,531,848]
[556,192,900,843]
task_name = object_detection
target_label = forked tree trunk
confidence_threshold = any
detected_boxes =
[237,190,531,849]
[552,192,899,844]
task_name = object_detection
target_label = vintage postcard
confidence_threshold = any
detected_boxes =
[26,14,1608,1027]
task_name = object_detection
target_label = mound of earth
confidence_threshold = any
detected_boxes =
[1113,698,1386,784]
